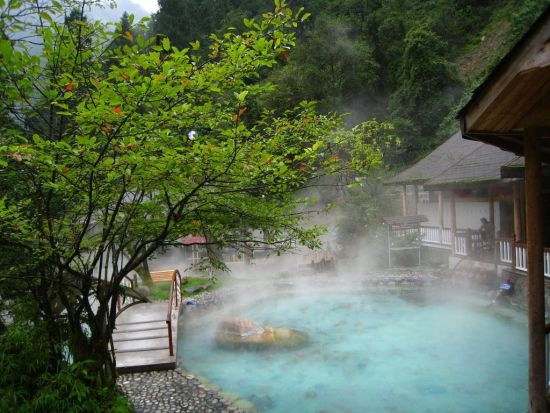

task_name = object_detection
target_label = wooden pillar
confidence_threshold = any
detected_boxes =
[524,127,546,413]
[412,185,418,215]
[488,188,495,225]
[450,190,457,254]
[513,181,523,241]
[438,191,444,243]
[402,185,408,216]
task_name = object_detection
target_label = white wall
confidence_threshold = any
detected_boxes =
[417,200,501,232]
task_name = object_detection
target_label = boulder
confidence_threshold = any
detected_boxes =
[215,317,309,350]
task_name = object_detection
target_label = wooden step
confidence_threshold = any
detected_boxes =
[113,331,169,342]
[114,337,171,352]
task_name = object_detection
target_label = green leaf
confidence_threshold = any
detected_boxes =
[162,37,170,52]
[235,90,248,102]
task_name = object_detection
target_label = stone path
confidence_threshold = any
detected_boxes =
[117,369,245,413]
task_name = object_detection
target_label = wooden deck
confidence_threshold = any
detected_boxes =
[113,301,178,373]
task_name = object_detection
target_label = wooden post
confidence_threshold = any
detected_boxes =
[511,235,517,270]
[466,229,472,257]
[438,191,444,243]
[402,185,408,216]
[387,225,392,268]
[524,127,546,413]
[412,185,418,215]
[488,187,495,226]
[450,190,457,255]
[513,181,523,241]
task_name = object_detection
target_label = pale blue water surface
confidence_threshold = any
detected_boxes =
[178,289,527,413]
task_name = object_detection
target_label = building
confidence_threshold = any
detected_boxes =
[458,7,550,411]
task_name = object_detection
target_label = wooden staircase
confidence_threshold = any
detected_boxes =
[114,302,178,373]
[114,269,182,373]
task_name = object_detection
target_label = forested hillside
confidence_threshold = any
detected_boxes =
[151,0,549,165]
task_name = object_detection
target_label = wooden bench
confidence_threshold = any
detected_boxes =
[150,269,184,284]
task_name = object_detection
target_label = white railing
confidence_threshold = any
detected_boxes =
[515,245,527,271]
[455,235,468,256]
[421,226,441,244]
[442,228,452,245]
[499,239,513,263]
[544,249,550,277]
[419,226,453,247]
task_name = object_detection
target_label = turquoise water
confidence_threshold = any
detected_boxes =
[178,290,527,413]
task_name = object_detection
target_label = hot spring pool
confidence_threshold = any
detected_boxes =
[178,289,527,412]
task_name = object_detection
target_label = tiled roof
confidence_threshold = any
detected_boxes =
[426,144,523,187]
[386,131,482,185]
[386,130,524,187]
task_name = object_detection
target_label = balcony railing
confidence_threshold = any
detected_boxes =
[420,225,452,247]
[454,233,468,256]
[498,238,513,263]
[422,226,550,276]
[496,239,550,277]
[421,226,441,244]
[515,244,528,272]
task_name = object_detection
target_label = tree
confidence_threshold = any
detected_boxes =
[389,23,460,161]
[260,14,380,114]
[0,0,389,389]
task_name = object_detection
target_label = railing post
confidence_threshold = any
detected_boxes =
[512,235,516,270]
[167,320,174,356]
[466,229,472,257]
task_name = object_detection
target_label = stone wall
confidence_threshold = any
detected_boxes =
[501,269,550,317]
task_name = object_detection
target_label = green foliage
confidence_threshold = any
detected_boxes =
[146,277,218,301]
[0,313,132,413]
[147,281,173,301]
[389,22,460,162]
[151,0,542,165]
[259,14,379,113]
[0,0,389,389]
[509,0,550,42]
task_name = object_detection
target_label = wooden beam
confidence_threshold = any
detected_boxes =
[438,191,444,229]
[524,127,546,413]
[412,185,418,215]
[488,188,495,226]
[450,190,457,254]
[402,185,408,216]
[513,181,523,241]
[463,14,550,133]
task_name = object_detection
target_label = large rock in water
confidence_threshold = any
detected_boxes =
[215,317,309,350]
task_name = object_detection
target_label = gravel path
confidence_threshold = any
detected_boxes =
[118,369,245,413]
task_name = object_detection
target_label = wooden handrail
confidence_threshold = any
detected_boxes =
[165,270,181,356]
[116,274,137,313]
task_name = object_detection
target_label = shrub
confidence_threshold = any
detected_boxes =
[0,319,133,413]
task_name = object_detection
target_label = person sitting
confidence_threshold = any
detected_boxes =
[492,278,514,304]
[479,217,495,248]
[499,278,514,296]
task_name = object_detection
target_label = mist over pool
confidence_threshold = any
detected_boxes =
[178,286,527,413]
